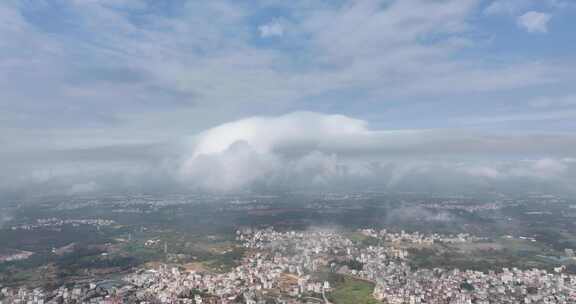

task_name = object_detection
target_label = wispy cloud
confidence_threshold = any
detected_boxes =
[484,0,532,15]
[258,21,284,38]
[530,95,576,108]
[517,11,552,33]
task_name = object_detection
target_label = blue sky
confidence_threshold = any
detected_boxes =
[1,0,576,195]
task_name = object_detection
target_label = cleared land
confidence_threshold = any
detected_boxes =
[328,276,380,304]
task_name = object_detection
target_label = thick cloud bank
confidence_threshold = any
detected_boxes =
[2,112,576,197]
[189,112,370,157]
[178,112,576,193]
[180,112,369,191]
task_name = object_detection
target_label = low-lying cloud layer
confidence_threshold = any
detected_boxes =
[179,112,576,192]
[3,112,575,198]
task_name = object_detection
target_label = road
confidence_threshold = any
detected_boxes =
[322,288,333,304]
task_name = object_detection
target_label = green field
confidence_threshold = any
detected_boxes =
[328,276,380,304]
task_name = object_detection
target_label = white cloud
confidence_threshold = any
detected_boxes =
[484,0,531,15]
[301,0,478,61]
[517,11,552,33]
[484,0,571,15]
[258,21,284,38]
[188,112,368,157]
[532,158,567,176]
[463,158,571,181]
[179,112,370,191]
[67,181,99,195]
[180,141,279,192]
[464,166,502,179]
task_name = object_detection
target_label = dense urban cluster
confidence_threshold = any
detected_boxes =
[357,228,486,244]
[9,218,115,231]
[2,228,576,303]
[1,284,122,304]
[372,266,576,304]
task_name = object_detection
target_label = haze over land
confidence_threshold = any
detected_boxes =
[4,3,576,303]
[1,0,576,197]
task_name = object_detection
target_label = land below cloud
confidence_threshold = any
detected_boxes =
[1,191,576,303]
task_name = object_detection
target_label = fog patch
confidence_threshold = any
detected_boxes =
[386,206,455,224]
[0,210,13,228]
